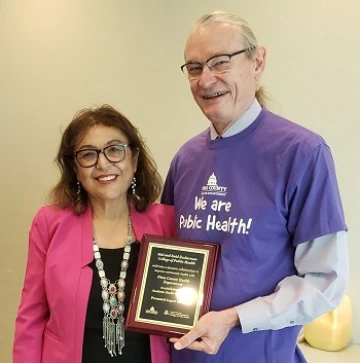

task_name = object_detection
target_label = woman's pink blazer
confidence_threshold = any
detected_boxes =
[13,203,176,363]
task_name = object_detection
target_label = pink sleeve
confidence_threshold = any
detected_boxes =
[13,208,50,363]
[132,204,177,241]
[150,335,170,363]
[163,204,177,238]
[155,203,176,238]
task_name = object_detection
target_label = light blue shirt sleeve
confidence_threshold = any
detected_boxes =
[235,231,349,333]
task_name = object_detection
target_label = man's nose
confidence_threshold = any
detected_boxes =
[198,65,217,87]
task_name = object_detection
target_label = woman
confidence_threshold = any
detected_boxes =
[13,105,176,363]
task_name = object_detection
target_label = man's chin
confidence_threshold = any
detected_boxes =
[202,109,226,124]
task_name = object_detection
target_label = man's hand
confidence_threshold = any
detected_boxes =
[169,308,240,355]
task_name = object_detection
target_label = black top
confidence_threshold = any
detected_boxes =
[82,242,151,363]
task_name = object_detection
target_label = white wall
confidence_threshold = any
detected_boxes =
[1,1,359,361]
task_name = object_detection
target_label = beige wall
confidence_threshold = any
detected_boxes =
[1,0,359,361]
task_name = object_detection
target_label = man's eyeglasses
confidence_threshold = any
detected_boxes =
[74,143,132,168]
[181,49,249,79]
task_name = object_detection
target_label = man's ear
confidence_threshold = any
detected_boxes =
[254,46,266,82]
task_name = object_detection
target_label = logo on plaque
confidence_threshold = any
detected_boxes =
[145,306,158,315]
[163,310,190,319]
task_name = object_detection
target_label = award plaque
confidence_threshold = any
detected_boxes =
[125,234,219,337]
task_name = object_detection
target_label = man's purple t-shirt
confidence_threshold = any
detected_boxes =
[162,108,346,363]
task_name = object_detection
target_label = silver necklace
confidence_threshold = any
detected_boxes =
[92,211,133,356]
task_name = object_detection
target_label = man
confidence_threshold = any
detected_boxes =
[161,10,348,363]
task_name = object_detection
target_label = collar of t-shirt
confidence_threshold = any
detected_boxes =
[210,98,262,140]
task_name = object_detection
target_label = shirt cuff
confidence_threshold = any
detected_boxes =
[235,297,297,333]
[235,298,273,333]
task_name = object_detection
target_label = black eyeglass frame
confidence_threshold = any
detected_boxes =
[180,48,249,78]
[73,143,133,168]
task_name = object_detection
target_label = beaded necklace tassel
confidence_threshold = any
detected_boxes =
[93,212,133,356]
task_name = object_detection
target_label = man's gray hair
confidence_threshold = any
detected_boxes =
[194,10,258,57]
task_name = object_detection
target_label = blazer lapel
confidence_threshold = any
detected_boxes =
[131,205,145,242]
[80,206,94,267]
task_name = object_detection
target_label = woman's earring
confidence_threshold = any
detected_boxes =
[131,177,136,195]
[77,181,81,202]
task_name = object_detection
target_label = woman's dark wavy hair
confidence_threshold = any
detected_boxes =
[48,105,162,214]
